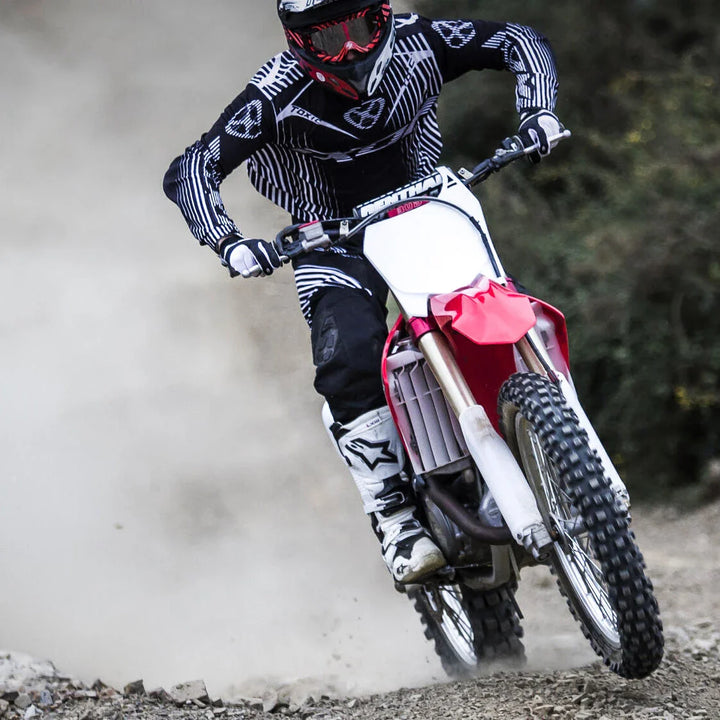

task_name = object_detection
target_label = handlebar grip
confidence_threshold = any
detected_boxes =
[520,128,572,156]
[238,254,290,279]
[240,264,262,279]
[549,128,572,144]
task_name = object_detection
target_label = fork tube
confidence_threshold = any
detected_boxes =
[515,336,548,376]
[417,328,550,552]
[416,331,476,416]
[518,329,561,382]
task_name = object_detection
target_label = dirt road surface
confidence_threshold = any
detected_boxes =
[1,2,718,719]
[1,501,718,719]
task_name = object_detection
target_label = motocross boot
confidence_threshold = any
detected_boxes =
[322,404,446,584]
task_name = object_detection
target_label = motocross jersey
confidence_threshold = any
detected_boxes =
[163,14,558,250]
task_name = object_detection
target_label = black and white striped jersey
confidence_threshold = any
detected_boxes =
[163,14,558,251]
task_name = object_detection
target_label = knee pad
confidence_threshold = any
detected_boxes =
[311,288,388,422]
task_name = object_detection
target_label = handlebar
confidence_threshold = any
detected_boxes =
[465,129,571,186]
[238,130,571,278]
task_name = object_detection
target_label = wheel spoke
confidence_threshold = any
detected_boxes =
[517,418,620,645]
[527,432,572,511]
[563,535,616,621]
[423,585,477,665]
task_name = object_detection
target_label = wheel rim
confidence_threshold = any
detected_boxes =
[516,416,620,646]
[422,585,477,667]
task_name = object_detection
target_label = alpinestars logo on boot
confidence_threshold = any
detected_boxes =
[345,439,398,470]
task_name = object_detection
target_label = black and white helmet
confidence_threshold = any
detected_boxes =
[277,0,395,100]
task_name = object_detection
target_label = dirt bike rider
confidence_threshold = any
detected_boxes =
[164,0,563,584]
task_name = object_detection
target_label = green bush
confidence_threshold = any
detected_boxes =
[415,0,720,496]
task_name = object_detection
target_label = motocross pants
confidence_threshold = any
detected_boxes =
[293,248,390,424]
[295,248,447,582]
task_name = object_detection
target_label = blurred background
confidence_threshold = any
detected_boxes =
[0,0,717,700]
[418,0,720,500]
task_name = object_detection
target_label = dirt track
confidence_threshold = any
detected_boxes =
[2,500,719,719]
[2,2,718,719]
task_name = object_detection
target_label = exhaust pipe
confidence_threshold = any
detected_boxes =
[425,476,512,544]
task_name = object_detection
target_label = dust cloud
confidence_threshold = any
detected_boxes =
[0,0,592,700]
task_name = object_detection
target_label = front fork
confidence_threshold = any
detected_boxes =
[416,330,552,558]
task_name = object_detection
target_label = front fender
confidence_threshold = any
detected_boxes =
[429,278,536,345]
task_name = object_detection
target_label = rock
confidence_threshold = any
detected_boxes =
[693,618,715,629]
[14,694,32,710]
[689,638,718,658]
[0,699,9,717]
[262,689,279,713]
[168,680,210,705]
[148,688,174,703]
[278,684,312,713]
[23,706,39,720]
[123,680,145,696]
[73,690,98,700]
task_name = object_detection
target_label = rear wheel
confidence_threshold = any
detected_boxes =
[409,580,525,678]
[498,372,664,678]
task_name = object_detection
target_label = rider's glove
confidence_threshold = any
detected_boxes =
[517,110,564,163]
[217,234,281,277]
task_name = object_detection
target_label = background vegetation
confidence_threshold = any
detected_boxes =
[416,0,720,499]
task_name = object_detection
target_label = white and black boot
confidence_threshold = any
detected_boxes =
[323,404,446,584]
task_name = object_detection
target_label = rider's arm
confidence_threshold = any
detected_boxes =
[163,83,275,254]
[423,17,559,115]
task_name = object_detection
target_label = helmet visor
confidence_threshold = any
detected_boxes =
[303,5,385,63]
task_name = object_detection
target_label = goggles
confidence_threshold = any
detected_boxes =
[299,4,386,63]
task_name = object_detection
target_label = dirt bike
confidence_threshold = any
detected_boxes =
[248,133,664,680]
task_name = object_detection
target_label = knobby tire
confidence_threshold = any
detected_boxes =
[498,372,664,679]
[409,580,525,678]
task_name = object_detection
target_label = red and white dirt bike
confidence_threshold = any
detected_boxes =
[255,133,664,679]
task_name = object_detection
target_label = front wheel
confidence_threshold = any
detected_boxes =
[498,372,664,679]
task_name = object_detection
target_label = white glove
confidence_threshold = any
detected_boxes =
[218,235,281,277]
[517,110,565,161]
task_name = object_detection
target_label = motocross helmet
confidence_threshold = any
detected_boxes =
[277,0,395,100]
